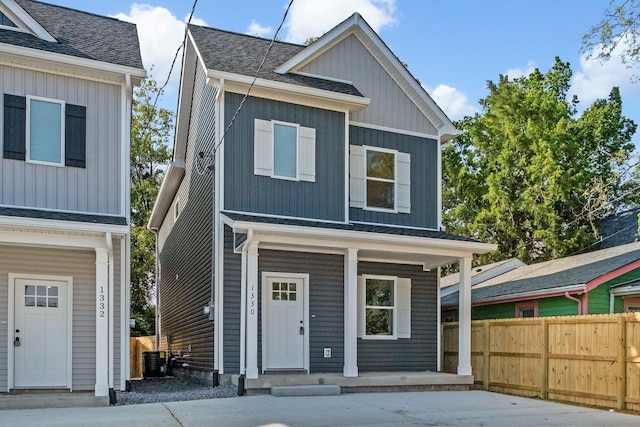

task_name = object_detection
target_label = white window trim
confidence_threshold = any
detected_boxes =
[363,146,398,213]
[271,120,300,181]
[361,274,398,340]
[26,95,65,167]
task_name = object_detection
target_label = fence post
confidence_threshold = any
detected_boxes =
[483,320,490,390]
[540,318,548,400]
[617,315,626,410]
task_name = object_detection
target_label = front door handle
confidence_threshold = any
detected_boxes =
[14,337,20,347]
[299,326,304,335]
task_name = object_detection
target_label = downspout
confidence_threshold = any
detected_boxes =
[609,291,615,314]
[151,227,160,349]
[239,229,253,375]
[106,232,115,398]
[564,292,582,315]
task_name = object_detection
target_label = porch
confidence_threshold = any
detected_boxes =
[243,371,473,395]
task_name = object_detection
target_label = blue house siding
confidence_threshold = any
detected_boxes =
[223,93,345,222]
[349,125,439,229]
[257,249,345,373]
[357,262,438,371]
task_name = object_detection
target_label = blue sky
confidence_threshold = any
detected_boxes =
[44,0,640,149]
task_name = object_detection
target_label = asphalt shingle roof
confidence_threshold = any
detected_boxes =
[598,208,639,249]
[441,242,640,306]
[0,206,127,226]
[223,211,479,242]
[0,0,144,69]
[188,24,363,97]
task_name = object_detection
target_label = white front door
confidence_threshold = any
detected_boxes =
[264,277,305,370]
[13,278,69,388]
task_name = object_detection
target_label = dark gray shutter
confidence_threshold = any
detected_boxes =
[3,94,26,160]
[65,103,86,168]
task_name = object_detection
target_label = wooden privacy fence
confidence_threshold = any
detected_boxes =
[442,313,640,412]
[130,336,156,379]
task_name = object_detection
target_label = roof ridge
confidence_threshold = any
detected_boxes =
[19,0,133,25]
[188,23,304,48]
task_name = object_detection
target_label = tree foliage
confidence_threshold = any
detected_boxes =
[443,58,637,265]
[130,79,172,335]
[582,0,640,69]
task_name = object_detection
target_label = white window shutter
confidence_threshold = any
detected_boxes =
[397,277,411,338]
[397,152,411,213]
[298,126,316,182]
[357,275,364,338]
[350,145,365,208]
[254,119,273,176]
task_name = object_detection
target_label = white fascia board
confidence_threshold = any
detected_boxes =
[0,43,146,80]
[228,219,496,256]
[3,0,56,42]
[0,216,129,236]
[474,284,587,305]
[173,34,201,165]
[207,70,370,112]
[148,160,186,230]
[609,283,640,295]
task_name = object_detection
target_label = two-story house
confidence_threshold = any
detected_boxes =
[0,0,144,402]
[149,13,494,391]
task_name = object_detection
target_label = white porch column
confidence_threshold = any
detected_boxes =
[457,256,473,376]
[95,247,110,396]
[344,248,358,377]
[245,241,259,379]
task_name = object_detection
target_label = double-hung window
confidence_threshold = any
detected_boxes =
[27,96,64,166]
[349,144,410,213]
[366,148,396,210]
[3,94,86,168]
[254,118,316,182]
[357,275,411,340]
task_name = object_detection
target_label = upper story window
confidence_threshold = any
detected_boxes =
[350,144,411,213]
[3,94,86,168]
[366,148,395,210]
[273,122,298,179]
[0,11,17,28]
[254,118,315,182]
[27,96,64,166]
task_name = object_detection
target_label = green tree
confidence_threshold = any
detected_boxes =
[130,79,172,336]
[582,0,640,69]
[443,58,637,264]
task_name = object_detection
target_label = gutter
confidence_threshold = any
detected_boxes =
[564,291,583,315]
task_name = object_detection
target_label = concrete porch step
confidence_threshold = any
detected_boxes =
[271,385,341,397]
[0,392,109,410]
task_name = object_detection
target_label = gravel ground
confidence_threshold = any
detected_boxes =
[115,377,238,405]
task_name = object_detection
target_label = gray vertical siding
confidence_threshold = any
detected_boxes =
[157,61,217,372]
[223,93,345,222]
[349,125,439,229]
[0,65,123,216]
[299,34,438,136]
[258,250,345,373]
[0,245,103,391]
[357,262,438,372]
[223,226,241,373]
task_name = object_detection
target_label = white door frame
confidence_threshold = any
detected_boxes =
[7,273,74,391]
[261,272,309,373]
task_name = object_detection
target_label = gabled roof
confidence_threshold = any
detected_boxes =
[441,242,640,307]
[0,0,144,71]
[275,13,457,141]
[441,258,525,289]
[188,24,363,97]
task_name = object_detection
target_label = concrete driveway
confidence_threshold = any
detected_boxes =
[2,390,639,426]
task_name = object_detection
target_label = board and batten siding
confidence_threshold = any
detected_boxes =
[0,64,123,216]
[349,125,439,228]
[299,34,438,136]
[357,262,438,372]
[0,244,125,391]
[257,250,345,373]
[223,93,345,222]
[157,61,217,372]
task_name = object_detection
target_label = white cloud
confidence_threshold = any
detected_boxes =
[283,0,397,44]
[428,84,477,120]
[114,4,207,96]
[246,20,272,38]
[505,61,537,80]
[571,40,640,106]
